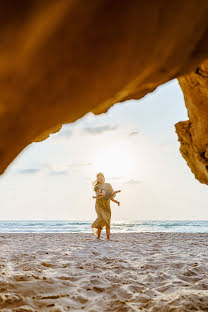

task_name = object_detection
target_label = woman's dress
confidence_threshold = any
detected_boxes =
[91,183,115,237]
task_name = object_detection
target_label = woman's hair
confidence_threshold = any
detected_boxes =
[92,172,105,189]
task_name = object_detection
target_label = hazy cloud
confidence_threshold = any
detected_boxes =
[67,162,93,168]
[17,168,40,175]
[52,125,73,140]
[17,161,93,177]
[52,121,120,139]
[129,130,140,136]
[159,142,176,149]
[60,128,73,138]
[125,179,144,184]
[17,164,69,176]
[81,124,119,135]
[110,176,123,180]
[48,170,69,176]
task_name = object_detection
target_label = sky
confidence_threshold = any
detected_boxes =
[1,78,208,221]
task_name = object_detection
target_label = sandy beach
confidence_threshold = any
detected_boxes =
[0,232,207,311]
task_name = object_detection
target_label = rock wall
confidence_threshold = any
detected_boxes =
[175,60,208,184]
[0,1,208,182]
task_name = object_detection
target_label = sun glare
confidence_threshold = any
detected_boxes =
[94,143,133,179]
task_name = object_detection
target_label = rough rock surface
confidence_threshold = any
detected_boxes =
[175,60,208,184]
[0,1,208,182]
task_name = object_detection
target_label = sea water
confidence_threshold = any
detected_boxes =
[0,220,207,233]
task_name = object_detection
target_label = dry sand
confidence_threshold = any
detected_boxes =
[0,232,207,311]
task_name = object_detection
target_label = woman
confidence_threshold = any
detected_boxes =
[91,172,116,240]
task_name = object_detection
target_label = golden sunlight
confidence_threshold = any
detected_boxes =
[93,143,134,178]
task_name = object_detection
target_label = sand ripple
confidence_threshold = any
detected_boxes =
[0,233,207,311]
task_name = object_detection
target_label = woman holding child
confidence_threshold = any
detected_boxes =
[91,172,121,240]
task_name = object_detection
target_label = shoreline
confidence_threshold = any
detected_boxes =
[0,220,208,234]
[0,232,207,311]
[0,230,207,234]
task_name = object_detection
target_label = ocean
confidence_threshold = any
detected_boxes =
[0,220,207,233]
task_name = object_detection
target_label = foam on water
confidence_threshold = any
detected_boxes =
[0,220,207,233]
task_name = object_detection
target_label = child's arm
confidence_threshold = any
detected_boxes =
[92,194,106,199]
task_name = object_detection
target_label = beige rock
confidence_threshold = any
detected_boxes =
[175,60,208,184]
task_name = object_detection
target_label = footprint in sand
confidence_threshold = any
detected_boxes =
[13,275,36,282]
[0,293,25,308]
[40,262,56,268]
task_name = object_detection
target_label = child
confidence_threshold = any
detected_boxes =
[92,185,121,206]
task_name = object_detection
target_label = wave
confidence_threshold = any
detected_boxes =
[0,220,207,233]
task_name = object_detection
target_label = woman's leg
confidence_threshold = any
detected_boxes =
[97,228,101,238]
[106,227,110,239]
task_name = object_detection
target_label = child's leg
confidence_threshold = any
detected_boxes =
[111,198,120,206]
[110,190,121,197]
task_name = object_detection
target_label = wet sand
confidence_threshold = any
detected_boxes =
[0,232,207,311]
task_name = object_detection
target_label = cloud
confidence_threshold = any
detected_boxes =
[110,176,123,180]
[129,130,140,136]
[60,128,73,138]
[81,124,119,135]
[17,168,40,175]
[159,142,176,149]
[52,121,120,140]
[46,164,70,176]
[48,170,69,176]
[125,179,144,184]
[16,164,69,176]
[16,162,92,177]
[51,117,141,139]
[40,163,70,175]
[67,162,93,168]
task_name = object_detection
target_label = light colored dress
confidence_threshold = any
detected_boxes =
[91,183,115,237]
